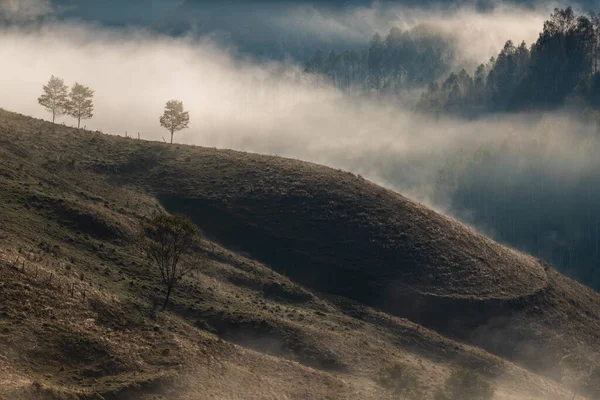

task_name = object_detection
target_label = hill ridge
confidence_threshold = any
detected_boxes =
[0,108,599,399]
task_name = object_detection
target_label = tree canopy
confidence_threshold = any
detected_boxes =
[67,83,94,128]
[418,7,600,115]
[38,75,69,123]
[304,25,455,93]
[160,100,190,144]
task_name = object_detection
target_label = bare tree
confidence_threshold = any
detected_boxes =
[160,100,190,144]
[141,214,200,310]
[67,83,94,128]
[38,75,68,123]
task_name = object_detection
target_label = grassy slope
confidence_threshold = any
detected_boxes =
[0,109,597,399]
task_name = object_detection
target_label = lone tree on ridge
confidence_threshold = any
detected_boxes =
[160,100,190,144]
[67,83,94,129]
[38,75,69,123]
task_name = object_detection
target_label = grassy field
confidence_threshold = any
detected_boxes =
[0,108,598,399]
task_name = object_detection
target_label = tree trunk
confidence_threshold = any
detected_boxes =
[170,130,174,144]
[52,110,55,123]
[78,116,81,129]
[162,285,173,310]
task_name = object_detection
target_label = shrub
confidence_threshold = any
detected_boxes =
[376,363,423,399]
[24,380,79,400]
[433,390,451,400]
[436,368,495,400]
[581,364,600,398]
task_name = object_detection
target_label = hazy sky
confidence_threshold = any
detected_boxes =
[0,0,53,21]
[1,0,555,61]
[1,1,598,210]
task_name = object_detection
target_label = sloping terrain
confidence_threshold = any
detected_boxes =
[0,109,598,399]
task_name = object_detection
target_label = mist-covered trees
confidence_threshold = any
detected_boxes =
[38,75,69,123]
[304,26,455,93]
[141,213,200,310]
[412,7,600,292]
[418,40,531,115]
[431,132,600,291]
[160,100,190,144]
[305,7,600,111]
[38,77,95,127]
[516,7,596,109]
[418,7,600,115]
[67,83,94,128]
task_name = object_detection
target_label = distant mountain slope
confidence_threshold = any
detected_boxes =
[0,109,598,399]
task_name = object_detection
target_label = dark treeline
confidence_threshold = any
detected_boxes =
[418,7,600,115]
[418,7,600,292]
[302,6,600,292]
[432,131,600,291]
[304,26,455,93]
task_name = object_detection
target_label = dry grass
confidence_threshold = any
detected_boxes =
[0,108,597,399]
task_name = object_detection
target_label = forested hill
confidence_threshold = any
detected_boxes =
[418,7,600,115]
[301,6,600,295]
[303,26,455,92]
[416,7,600,295]
[305,7,600,112]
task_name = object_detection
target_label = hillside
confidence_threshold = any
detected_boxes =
[0,108,599,399]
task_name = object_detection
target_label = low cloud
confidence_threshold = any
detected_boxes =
[0,9,597,212]
[0,0,53,21]
[277,2,551,66]
[152,1,553,68]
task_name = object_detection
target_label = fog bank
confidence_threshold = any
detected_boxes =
[0,14,598,209]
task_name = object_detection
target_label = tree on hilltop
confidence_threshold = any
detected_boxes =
[160,100,190,144]
[67,83,94,129]
[38,75,68,123]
